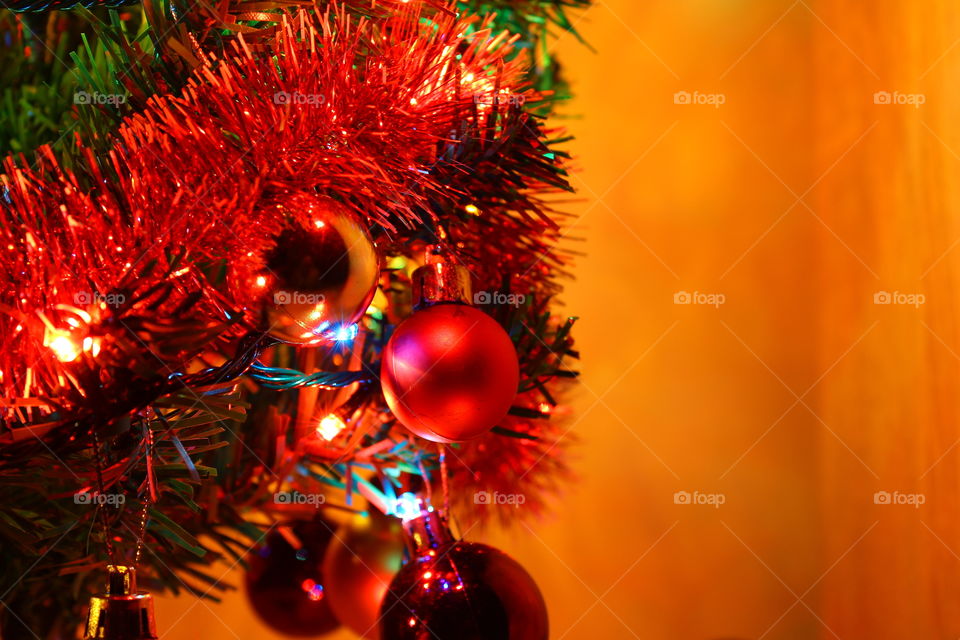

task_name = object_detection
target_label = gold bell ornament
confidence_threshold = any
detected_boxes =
[84,565,158,640]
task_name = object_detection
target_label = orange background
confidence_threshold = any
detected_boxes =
[159,1,960,638]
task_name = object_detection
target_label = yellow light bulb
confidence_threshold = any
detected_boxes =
[316,414,346,441]
[49,335,80,362]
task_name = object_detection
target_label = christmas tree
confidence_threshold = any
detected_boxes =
[0,0,584,638]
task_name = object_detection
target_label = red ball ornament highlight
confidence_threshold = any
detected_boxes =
[381,303,519,442]
[244,518,341,637]
[379,510,548,640]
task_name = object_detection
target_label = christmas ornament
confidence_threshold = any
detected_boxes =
[84,565,158,640]
[381,249,520,442]
[379,500,548,640]
[245,518,341,636]
[261,195,379,344]
[323,510,405,639]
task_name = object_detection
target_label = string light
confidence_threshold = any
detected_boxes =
[393,492,427,522]
[330,323,359,341]
[316,414,346,441]
[48,334,80,362]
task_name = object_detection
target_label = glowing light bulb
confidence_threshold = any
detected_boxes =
[330,323,358,341]
[316,414,346,441]
[254,275,267,288]
[394,492,424,521]
[49,334,80,362]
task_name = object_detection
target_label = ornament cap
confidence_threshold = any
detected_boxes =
[106,564,136,596]
[402,510,456,556]
[84,565,158,640]
[412,246,472,308]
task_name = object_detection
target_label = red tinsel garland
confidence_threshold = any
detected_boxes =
[0,4,537,426]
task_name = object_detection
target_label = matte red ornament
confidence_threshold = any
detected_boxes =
[322,510,405,639]
[244,518,341,637]
[379,511,548,640]
[381,303,520,442]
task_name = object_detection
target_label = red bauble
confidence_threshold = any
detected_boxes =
[244,518,341,637]
[380,304,519,442]
[322,511,405,639]
[379,513,548,640]
[258,195,379,344]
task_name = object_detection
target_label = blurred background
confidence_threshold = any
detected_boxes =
[159,1,960,638]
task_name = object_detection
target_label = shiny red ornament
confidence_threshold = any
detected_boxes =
[322,511,405,639]
[259,195,379,344]
[244,518,341,637]
[381,303,519,442]
[379,511,548,640]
